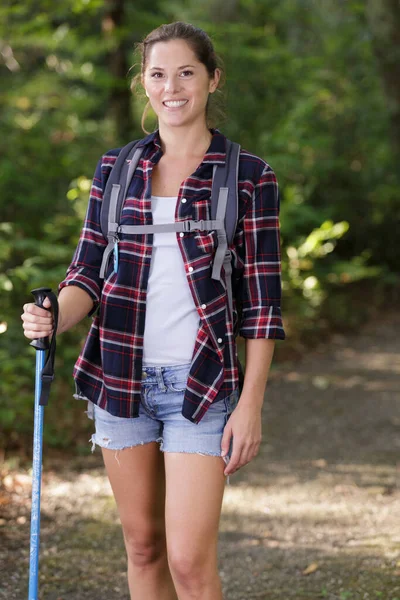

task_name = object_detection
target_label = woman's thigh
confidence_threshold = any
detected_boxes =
[163,451,226,567]
[101,442,166,550]
[87,400,167,554]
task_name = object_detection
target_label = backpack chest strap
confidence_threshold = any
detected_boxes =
[99,218,224,279]
[113,218,223,235]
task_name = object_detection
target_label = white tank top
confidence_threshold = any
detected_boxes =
[142,195,200,366]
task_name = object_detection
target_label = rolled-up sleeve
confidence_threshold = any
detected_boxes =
[238,163,285,340]
[58,156,106,316]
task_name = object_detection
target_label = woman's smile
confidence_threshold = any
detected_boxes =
[162,99,189,110]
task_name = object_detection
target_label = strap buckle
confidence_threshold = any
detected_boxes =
[183,219,204,232]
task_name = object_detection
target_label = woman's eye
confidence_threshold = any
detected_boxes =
[150,70,193,79]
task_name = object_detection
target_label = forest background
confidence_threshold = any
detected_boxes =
[1,0,399,453]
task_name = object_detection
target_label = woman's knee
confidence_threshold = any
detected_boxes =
[123,525,167,567]
[167,546,215,587]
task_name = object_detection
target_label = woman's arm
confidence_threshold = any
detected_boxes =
[221,160,284,475]
[237,162,285,342]
[56,286,94,334]
[221,338,276,476]
[57,155,108,316]
[239,338,275,410]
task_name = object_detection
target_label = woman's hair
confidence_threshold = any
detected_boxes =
[130,21,226,134]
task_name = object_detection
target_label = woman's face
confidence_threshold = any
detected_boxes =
[142,39,220,130]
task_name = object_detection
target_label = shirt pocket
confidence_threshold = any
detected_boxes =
[192,197,218,255]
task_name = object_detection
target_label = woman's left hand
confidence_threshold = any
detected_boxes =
[220,402,262,476]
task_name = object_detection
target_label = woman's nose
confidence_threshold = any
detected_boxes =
[164,76,181,93]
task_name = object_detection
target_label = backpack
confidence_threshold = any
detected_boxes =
[98,137,244,393]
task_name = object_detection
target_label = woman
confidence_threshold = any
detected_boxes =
[21,21,285,600]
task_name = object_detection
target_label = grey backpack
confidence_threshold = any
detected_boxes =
[98,137,241,330]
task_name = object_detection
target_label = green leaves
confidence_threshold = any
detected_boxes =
[0,0,399,450]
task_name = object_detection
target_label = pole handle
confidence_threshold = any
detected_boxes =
[28,287,59,407]
[30,287,52,351]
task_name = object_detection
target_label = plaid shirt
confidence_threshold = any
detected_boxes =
[58,127,285,423]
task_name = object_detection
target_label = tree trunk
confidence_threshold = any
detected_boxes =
[103,0,133,141]
[366,0,400,158]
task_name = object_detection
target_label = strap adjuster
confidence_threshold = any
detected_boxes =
[42,373,55,384]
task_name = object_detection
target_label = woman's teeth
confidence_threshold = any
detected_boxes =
[163,100,188,108]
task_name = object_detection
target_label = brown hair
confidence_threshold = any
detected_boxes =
[130,21,226,134]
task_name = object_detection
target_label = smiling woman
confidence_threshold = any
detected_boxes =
[130,21,226,134]
[22,19,285,600]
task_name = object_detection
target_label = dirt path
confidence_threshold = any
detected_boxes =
[1,312,400,600]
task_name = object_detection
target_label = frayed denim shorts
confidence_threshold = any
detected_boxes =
[86,362,239,483]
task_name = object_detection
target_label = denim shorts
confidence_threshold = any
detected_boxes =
[86,362,239,483]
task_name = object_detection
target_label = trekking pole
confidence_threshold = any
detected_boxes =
[28,287,59,600]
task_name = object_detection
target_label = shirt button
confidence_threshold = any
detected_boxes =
[217,338,223,343]
[181,197,187,203]
[201,304,206,309]
[179,232,184,237]
[188,266,193,272]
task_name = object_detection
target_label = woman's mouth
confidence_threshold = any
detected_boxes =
[162,100,188,109]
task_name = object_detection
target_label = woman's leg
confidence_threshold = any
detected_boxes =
[164,452,226,600]
[101,443,178,600]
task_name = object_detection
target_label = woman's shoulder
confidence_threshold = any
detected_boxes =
[235,146,277,205]
[98,138,147,175]
[237,146,276,181]
[99,146,124,173]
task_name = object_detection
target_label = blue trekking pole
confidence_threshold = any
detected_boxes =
[28,287,59,600]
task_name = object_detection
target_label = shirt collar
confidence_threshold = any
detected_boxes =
[136,127,227,165]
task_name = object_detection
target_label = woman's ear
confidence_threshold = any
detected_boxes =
[210,68,221,93]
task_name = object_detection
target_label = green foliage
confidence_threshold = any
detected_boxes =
[0,0,399,450]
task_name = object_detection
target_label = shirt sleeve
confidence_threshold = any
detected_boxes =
[58,156,106,317]
[238,162,285,340]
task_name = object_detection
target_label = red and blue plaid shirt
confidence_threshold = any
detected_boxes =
[58,127,285,423]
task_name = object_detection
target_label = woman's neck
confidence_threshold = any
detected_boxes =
[158,122,213,160]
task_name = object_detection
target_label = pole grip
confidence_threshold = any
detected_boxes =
[30,287,52,351]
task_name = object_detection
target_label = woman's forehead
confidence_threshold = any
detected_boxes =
[146,39,199,69]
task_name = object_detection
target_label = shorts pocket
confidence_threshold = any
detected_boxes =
[225,389,239,414]
[167,382,187,393]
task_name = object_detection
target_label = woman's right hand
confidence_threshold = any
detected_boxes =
[21,296,54,340]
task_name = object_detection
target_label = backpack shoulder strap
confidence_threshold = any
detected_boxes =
[210,139,241,246]
[210,138,241,324]
[100,139,143,240]
[210,139,243,390]
[99,139,144,278]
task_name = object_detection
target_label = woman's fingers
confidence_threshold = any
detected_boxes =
[22,327,53,339]
[22,311,52,324]
[22,320,53,338]
[22,302,52,318]
[224,439,261,475]
[42,296,52,309]
[223,442,244,476]
[21,302,54,339]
